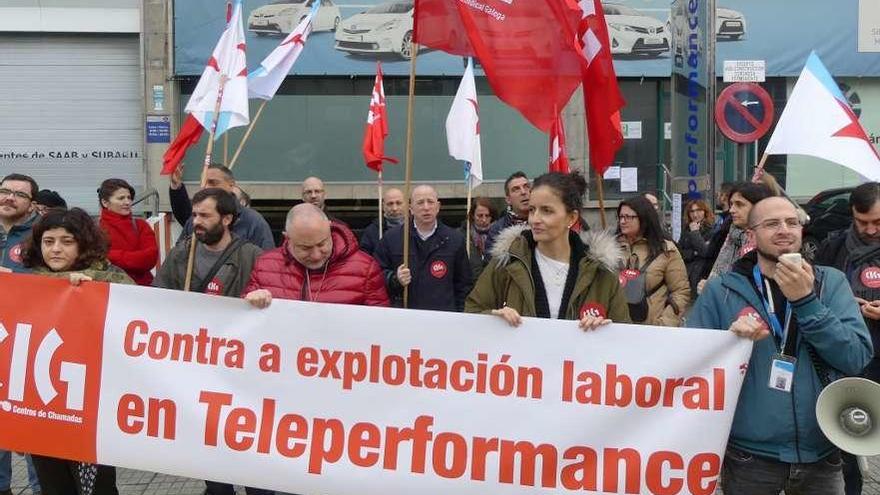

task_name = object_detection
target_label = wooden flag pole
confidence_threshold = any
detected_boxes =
[595,168,607,230]
[229,99,268,170]
[465,175,472,258]
[751,152,769,182]
[223,133,229,164]
[378,171,384,240]
[402,43,419,309]
[184,75,229,292]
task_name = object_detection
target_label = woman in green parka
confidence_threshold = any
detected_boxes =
[465,171,629,329]
[21,207,131,495]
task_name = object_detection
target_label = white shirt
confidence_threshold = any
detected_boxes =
[535,248,570,319]
[415,220,438,241]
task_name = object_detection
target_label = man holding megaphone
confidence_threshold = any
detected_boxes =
[689,196,873,495]
[816,182,880,495]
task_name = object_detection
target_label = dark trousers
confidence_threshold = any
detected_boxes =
[30,456,117,495]
[204,481,274,495]
[722,446,844,495]
[842,357,880,495]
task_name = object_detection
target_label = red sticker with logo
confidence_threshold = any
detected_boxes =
[205,278,224,296]
[737,306,769,331]
[618,268,640,287]
[8,244,22,264]
[861,266,880,289]
[430,260,448,279]
[579,302,607,319]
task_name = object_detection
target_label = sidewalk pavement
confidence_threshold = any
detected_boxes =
[10,452,880,494]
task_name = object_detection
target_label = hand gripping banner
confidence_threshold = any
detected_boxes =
[0,274,751,495]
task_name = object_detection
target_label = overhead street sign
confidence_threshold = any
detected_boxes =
[714,83,775,144]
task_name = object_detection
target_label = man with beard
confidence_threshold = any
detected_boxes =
[359,187,404,256]
[688,197,872,494]
[815,182,880,495]
[486,171,530,252]
[375,185,472,311]
[301,176,327,210]
[154,188,266,495]
[0,174,43,495]
[154,188,262,299]
[0,173,40,274]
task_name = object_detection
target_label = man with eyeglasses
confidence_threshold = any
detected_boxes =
[688,196,872,494]
[814,182,880,495]
[0,173,44,495]
[0,173,40,274]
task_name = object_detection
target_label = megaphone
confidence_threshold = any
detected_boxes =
[816,377,880,457]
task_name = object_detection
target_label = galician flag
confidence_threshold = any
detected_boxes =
[185,0,249,139]
[445,58,483,188]
[765,51,880,180]
[248,1,319,100]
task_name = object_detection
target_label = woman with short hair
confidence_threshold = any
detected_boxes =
[98,178,158,286]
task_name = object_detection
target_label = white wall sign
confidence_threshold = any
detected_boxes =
[722,60,766,82]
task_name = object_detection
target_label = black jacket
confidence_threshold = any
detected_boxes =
[359,217,401,256]
[485,211,527,254]
[374,222,473,312]
[171,184,275,250]
[677,224,713,293]
[815,229,880,354]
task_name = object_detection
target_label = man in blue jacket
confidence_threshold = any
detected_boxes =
[0,173,40,274]
[375,185,472,312]
[0,173,42,495]
[688,196,872,495]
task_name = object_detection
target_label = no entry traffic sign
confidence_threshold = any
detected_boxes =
[715,82,775,143]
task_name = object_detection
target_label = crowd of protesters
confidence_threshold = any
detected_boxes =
[0,166,876,495]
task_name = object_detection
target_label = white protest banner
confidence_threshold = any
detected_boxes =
[0,274,752,495]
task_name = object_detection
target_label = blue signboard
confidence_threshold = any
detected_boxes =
[174,0,880,78]
[146,116,171,143]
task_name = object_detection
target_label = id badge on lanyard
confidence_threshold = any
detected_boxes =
[753,266,796,393]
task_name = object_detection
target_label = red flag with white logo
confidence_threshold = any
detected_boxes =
[362,62,398,172]
[549,108,570,173]
[571,0,625,175]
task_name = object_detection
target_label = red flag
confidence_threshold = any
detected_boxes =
[362,62,398,172]
[413,0,584,133]
[549,108,570,173]
[572,0,625,175]
[161,114,204,175]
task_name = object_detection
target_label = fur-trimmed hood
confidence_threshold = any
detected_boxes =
[489,224,623,273]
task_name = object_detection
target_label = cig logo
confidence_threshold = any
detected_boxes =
[0,322,86,411]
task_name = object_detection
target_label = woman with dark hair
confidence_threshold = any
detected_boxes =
[465,172,629,328]
[617,195,690,326]
[677,199,715,295]
[463,197,497,279]
[22,207,130,495]
[98,178,158,286]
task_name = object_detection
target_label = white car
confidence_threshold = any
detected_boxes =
[716,7,746,40]
[603,3,670,57]
[334,0,414,60]
[666,6,747,43]
[248,0,341,36]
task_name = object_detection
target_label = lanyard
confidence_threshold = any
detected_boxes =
[752,265,793,352]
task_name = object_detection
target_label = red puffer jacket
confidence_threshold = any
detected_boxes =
[243,222,389,306]
[100,208,159,286]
